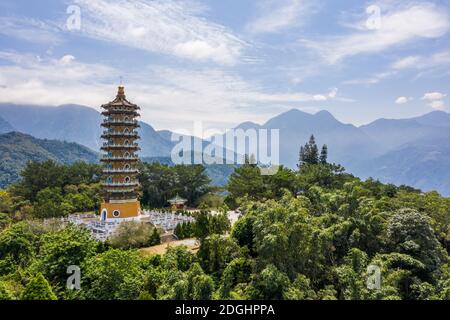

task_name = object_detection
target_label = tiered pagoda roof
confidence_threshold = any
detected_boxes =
[100,85,141,201]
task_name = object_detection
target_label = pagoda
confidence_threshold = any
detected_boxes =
[99,85,141,220]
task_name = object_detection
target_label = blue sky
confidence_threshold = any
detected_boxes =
[0,0,449,132]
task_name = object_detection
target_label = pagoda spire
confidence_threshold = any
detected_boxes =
[117,84,126,99]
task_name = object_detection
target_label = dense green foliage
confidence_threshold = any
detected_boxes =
[109,221,161,249]
[21,273,58,300]
[6,160,102,219]
[139,162,211,208]
[174,211,230,241]
[0,138,448,300]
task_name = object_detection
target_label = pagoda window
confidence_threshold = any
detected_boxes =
[124,116,129,121]
[107,176,113,183]
[124,176,131,183]
[124,164,131,170]
[124,128,130,133]
[124,140,129,145]
[124,152,130,158]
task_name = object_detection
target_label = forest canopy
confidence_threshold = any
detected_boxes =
[0,138,449,300]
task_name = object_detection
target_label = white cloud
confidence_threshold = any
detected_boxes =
[0,17,62,44]
[301,4,450,64]
[71,0,245,65]
[422,92,447,110]
[0,51,337,131]
[392,51,450,70]
[246,0,314,34]
[328,88,338,98]
[392,56,421,69]
[422,92,447,101]
[343,71,396,85]
[0,52,115,106]
[429,100,446,110]
[60,55,76,65]
[395,96,411,104]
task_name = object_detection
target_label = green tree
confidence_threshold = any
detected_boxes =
[283,274,317,300]
[109,221,157,249]
[227,162,265,202]
[197,234,242,278]
[219,257,253,298]
[21,273,57,300]
[299,135,319,166]
[320,145,328,164]
[0,221,35,268]
[387,209,445,276]
[0,190,13,213]
[82,249,145,300]
[209,213,231,235]
[161,246,195,272]
[249,264,290,300]
[35,225,98,287]
[231,213,256,255]
[174,165,211,205]
[33,187,64,218]
[174,223,184,239]
[192,274,215,300]
[264,166,297,199]
[148,228,161,246]
[195,211,210,241]
[0,281,14,300]
[139,163,210,208]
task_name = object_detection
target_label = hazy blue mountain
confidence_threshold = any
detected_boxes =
[0,116,14,134]
[0,104,103,150]
[233,109,382,170]
[1,102,450,195]
[0,103,173,157]
[157,130,174,142]
[236,121,262,130]
[413,110,450,127]
[356,111,450,195]
[359,112,450,151]
[139,122,174,157]
[0,132,99,187]
[352,133,450,196]
[231,109,450,195]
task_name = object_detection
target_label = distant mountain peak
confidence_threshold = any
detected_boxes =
[236,121,261,130]
[283,108,312,117]
[315,110,332,116]
[314,110,338,122]
[413,110,450,127]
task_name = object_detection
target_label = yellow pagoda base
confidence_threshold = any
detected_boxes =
[100,199,141,220]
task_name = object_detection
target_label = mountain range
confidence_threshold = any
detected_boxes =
[0,103,449,195]
[0,131,99,187]
[0,104,173,157]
